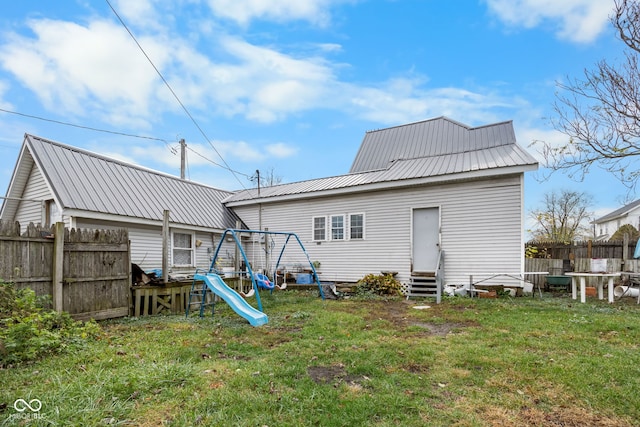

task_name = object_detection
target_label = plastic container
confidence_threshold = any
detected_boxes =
[296,273,313,284]
[614,286,640,298]
[546,275,571,286]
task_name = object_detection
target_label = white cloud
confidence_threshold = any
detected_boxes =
[0,18,170,128]
[0,80,12,109]
[266,142,298,157]
[0,4,539,149]
[342,76,522,126]
[317,43,343,53]
[485,0,613,43]
[198,36,335,122]
[516,126,567,165]
[205,0,342,26]
[111,0,162,29]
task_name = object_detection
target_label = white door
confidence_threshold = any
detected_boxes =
[412,207,440,272]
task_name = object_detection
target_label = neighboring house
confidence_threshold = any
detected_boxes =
[1,116,539,291]
[0,134,242,274]
[225,116,538,289]
[591,199,640,241]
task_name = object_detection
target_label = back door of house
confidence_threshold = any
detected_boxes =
[412,207,440,272]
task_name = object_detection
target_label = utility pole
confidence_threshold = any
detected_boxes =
[180,139,186,179]
[255,169,260,196]
[256,169,262,232]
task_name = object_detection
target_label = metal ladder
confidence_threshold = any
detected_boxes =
[186,271,215,317]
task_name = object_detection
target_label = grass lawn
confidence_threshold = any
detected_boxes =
[1,290,639,426]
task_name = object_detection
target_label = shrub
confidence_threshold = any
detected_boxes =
[354,273,402,296]
[0,282,101,366]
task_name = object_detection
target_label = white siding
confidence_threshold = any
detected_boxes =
[598,212,640,239]
[74,218,225,273]
[231,175,524,287]
[13,167,51,231]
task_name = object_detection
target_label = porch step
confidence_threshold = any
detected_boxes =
[407,274,439,298]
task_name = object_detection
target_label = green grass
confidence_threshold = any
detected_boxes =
[1,291,639,426]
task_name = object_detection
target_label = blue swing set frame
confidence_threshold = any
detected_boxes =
[207,229,325,311]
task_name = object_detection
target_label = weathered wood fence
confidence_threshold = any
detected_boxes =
[0,220,130,320]
[526,240,638,260]
[525,239,640,288]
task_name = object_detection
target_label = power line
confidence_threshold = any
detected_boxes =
[0,107,170,144]
[0,107,253,180]
[105,0,247,190]
[186,145,251,178]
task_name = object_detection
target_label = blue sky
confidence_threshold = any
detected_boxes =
[0,0,632,228]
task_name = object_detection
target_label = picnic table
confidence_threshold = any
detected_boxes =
[466,272,549,298]
[565,272,621,303]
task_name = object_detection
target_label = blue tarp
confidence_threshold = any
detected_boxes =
[634,239,640,259]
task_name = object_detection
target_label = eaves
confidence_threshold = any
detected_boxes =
[225,164,535,208]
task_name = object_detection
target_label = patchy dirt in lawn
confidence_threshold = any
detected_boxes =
[307,364,370,387]
[512,406,634,427]
[350,298,475,336]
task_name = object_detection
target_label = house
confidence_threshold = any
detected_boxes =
[591,199,640,240]
[0,134,242,275]
[224,117,538,291]
[2,116,538,293]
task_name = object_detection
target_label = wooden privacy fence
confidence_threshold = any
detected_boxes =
[0,220,130,320]
[526,240,638,259]
[525,258,640,288]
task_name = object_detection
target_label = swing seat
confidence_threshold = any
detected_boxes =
[255,273,275,290]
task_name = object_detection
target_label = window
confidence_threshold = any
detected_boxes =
[45,199,58,227]
[172,231,195,266]
[331,215,345,240]
[350,213,364,239]
[313,217,326,241]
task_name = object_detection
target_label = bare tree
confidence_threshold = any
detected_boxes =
[538,0,640,192]
[259,167,282,187]
[250,167,283,194]
[529,190,593,241]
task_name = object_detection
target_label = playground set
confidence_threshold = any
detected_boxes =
[186,229,325,326]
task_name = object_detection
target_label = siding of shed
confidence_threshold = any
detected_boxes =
[74,218,230,273]
[230,175,524,287]
[13,167,58,229]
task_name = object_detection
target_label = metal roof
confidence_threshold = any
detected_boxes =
[225,117,538,204]
[592,198,640,223]
[350,116,518,172]
[3,134,239,229]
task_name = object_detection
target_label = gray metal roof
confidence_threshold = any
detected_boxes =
[225,117,538,204]
[350,116,519,172]
[593,198,640,223]
[4,134,239,229]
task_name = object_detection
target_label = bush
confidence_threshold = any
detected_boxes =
[354,273,402,296]
[0,282,101,366]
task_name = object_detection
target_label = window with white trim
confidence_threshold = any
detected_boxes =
[172,231,195,266]
[349,213,364,239]
[331,215,345,240]
[313,216,326,241]
[45,199,59,227]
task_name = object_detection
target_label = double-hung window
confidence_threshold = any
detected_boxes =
[172,231,195,266]
[349,213,364,239]
[331,215,345,240]
[313,213,365,241]
[313,216,326,241]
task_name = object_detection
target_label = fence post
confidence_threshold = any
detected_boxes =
[162,210,170,284]
[52,221,65,312]
[622,233,629,271]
